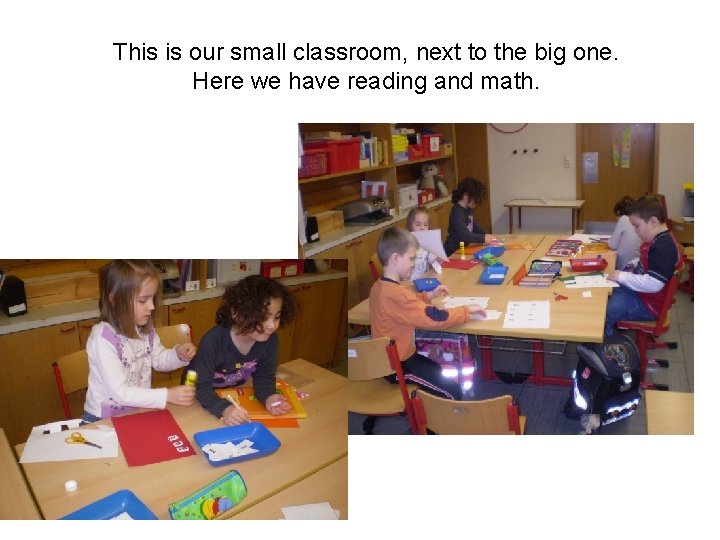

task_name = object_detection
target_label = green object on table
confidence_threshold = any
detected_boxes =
[482,253,500,266]
[168,470,247,520]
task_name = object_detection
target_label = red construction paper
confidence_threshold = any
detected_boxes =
[441,259,478,270]
[111,409,196,466]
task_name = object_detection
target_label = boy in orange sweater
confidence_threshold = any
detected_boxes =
[370,227,486,399]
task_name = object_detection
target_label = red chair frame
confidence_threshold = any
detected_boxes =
[385,339,418,434]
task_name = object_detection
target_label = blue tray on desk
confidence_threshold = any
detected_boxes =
[194,422,281,467]
[474,246,506,261]
[60,489,157,520]
[478,264,509,285]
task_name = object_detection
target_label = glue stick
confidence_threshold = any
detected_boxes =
[185,370,197,387]
[459,242,465,256]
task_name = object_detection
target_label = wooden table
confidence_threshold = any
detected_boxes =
[504,199,585,234]
[16,359,347,520]
[645,390,694,435]
[1,427,41,519]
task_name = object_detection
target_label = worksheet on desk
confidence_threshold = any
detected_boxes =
[442,296,490,309]
[503,300,550,329]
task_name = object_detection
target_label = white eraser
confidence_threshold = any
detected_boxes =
[65,480,78,492]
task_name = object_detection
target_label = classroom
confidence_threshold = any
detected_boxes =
[296,122,694,436]
[0,258,349,520]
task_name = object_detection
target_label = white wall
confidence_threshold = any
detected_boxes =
[486,123,694,233]
[487,123,576,234]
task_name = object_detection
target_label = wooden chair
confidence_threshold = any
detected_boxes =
[52,350,90,420]
[616,274,680,391]
[348,337,418,434]
[368,254,383,281]
[153,323,193,388]
[678,246,693,298]
[411,388,525,435]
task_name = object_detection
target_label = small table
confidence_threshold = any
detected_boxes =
[645,390,694,435]
[505,199,585,234]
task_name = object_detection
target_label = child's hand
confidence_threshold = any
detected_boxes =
[430,285,450,298]
[607,270,622,282]
[484,234,497,244]
[167,385,196,407]
[222,404,250,426]
[468,305,487,317]
[265,395,291,416]
[175,342,196,361]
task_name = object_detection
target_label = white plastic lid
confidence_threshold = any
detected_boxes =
[64,480,78,492]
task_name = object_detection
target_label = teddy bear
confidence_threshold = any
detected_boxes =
[416,163,449,198]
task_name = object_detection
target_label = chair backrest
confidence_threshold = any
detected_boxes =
[155,323,193,348]
[348,337,417,433]
[411,388,521,435]
[348,337,393,380]
[653,274,680,335]
[369,254,382,281]
[52,350,90,420]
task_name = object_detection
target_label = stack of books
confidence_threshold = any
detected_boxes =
[518,260,562,288]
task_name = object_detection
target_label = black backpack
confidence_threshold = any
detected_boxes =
[563,334,641,426]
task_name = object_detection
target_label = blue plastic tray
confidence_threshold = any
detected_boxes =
[413,277,441,292]
[193,422,281,467]
[473,246,506,261]
[60,489,157,520]
[479,264,509,285]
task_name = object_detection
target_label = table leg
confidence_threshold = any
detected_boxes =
[531,340,545,386]
[508,208,514,233]
[480,336,493,381]
[571,209,577,234]
[518,207,522,230]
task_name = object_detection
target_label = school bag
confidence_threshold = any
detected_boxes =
[563,334,641,427]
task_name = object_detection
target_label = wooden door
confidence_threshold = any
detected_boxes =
[166,297,223,344]
[454,124,491,232]
[576,124,656,222]
[291,279,346,366]
[0,323,81,446]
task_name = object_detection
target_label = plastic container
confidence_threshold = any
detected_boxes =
[421,134,442,157]
[479,264,509,285]
[298,148,329,179]
[474,246,506,261]
[193,423,281,467]
[60,489,157,520]
[260,259,305,279]
[304,138,361,174]
[414,277,441,292]
[418,188,436,205]
[570,257,608,272]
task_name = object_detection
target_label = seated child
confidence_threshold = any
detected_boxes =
[607,195,642,270]
[184,275,297,426]
[443,177,497,256]
[406,206,442,280]
[83,260,197,422]
[605,196,683,335]
[370,227,486,400]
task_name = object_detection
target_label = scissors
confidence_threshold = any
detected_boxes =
[65,432,103,449]
[553,292,568,302]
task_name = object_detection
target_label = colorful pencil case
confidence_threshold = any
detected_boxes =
[168,470,247,520]
[414,277,441,292]
[474,246,506,261]
[479,264,509,285]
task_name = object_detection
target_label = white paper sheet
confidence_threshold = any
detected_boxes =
[20,421,119,463]
[442,296,490,309]
[470,310,502,321]
[411,229,449,261]
[502,301,550,329]
[566,234,611,243]
[563,275,619,288]
[281,502,339,520]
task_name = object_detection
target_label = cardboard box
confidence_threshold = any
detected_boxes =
[398,183,419,212]
[312,210,344,236]
[669,217,694,245]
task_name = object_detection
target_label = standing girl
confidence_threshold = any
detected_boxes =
[83,260,197,422]
[185,275,297,426]
[607,195,642,270]
[443,177,497,256]
[406,206,442,280]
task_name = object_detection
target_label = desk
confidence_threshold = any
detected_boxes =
[505,199,585,234]
[645,390,694,435]
[1,427,41,519]
[16,359,347,520]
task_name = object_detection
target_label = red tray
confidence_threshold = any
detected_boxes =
[570,257,608,272]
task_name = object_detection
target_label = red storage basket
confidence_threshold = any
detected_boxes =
[304,138,361,174]
[260,260,305,279]
[569,257,608,272]
[299,148,329,178]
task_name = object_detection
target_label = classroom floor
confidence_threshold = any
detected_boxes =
[345,285,694,435]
